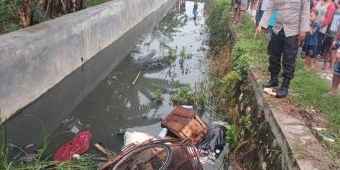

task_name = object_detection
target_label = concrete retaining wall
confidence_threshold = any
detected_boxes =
[0,0,169,121]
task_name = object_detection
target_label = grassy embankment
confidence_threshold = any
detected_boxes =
[208,0,339,164]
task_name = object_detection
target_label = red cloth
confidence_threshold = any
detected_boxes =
[322,1,335,27]
[314,1,336,27]
[53,131,92,162]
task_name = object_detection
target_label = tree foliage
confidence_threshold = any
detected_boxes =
[0,0,88,34]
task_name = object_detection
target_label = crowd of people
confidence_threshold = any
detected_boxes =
[233,0,340,98]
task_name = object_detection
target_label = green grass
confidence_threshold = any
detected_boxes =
[230,16,269,73]
[87,0,112,6]
[230,5,340,132]
[0,119,97,170]
[229,4,340,161]
[291,61,340,129]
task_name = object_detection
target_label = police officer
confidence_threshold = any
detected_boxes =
[255,0,310,98]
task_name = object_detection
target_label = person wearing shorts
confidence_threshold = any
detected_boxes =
[233,0,248,25]
[329,28,340,95]
[322,1,340,70]
[330,52,340,95]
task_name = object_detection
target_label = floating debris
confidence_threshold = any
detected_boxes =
[97,107,228,170]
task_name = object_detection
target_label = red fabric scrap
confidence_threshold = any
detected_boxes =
[53,131,92,162]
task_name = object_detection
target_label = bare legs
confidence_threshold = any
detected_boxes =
[237,10,245,25]
[323,49,336,71]
[232,7,239,23]
[331,74,340,94]
[232,8,245,25]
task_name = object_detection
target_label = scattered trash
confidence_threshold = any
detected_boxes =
[53,131,92,162]
[98,140,172,170]
[94,143,114,158]
[182,105,194,109]
[312,127,336,143]
[157,128,168,139]
[161,107,208,144]
[312,127,327,132]
[263,87,276,96]
[198,124,227,152]
[316,131,336,143]
[17,153,38,163]
[322,136,335,143]
[124,131,156,147]
[72,154,81,159]
[168,144,203,170]
[97,107,228,170]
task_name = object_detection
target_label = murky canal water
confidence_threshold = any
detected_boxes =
[51,1,209,153]
[4,0,211,157]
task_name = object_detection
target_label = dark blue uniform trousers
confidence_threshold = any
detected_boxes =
[267,30,299,80]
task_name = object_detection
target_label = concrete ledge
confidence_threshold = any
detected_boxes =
[0,0,169,121]
[248,70,332,170]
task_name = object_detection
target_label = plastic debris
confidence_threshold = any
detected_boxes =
[181,105,194,109]
[263,87,277,96]
[312,127,327,132]
[157,128,168,139]
[198,124,227,152]
[124,131,155,147]
[53,131,92,162]
[99,107,228,170]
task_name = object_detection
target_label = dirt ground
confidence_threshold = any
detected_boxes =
[252,60,340,169]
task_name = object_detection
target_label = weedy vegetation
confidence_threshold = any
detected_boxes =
[208,0,340,165]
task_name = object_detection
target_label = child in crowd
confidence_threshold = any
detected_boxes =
[303,9,320,70]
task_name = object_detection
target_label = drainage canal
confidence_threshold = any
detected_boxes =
[3,0,212,162]
[47,0,210,153]
[2,1,285,169]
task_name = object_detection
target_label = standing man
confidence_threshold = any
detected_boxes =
[255,0,310,98]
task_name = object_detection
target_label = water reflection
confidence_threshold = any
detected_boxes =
[193,2,198,21]
[49,0,208,153]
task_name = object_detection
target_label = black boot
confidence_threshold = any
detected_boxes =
[276,78,290,98]
[263,76,278,88]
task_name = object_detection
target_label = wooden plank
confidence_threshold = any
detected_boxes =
[163,115,189,125]
[164,121,184,132]
[194,115,208,130]
[162,107,208,144]
[171,107,196,118]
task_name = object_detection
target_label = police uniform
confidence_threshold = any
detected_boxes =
[258,0,310,98]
